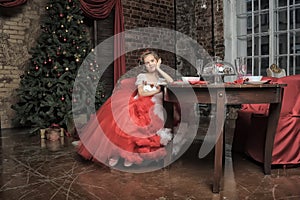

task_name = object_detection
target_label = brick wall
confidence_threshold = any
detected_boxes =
[122,0,176,71]
[177,0,224,75]
[0,0,48,128]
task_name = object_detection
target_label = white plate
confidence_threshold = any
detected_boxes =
[245,80,269,84]
[158,82,167,86]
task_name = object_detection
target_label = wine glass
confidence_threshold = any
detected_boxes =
[235,57,247,78]
[195,59,204,79]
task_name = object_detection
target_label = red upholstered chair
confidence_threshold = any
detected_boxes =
[233,75,300,165]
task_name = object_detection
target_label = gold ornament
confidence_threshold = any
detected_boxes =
[67,15,73,22]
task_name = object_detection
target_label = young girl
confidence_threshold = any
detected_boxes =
[77,51,174,167]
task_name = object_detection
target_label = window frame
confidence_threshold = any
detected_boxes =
[224,0,300,76]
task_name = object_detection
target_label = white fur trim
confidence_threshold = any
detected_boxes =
[156,128,172,146]
[172,124,188,156]
[151,93,164,121]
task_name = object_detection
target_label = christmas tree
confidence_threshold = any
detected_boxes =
[12,0,106,133]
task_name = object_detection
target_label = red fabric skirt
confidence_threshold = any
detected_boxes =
[77,84,166,165]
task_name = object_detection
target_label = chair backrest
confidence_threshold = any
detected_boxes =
[266,64,286,78]
[277,74,300,116]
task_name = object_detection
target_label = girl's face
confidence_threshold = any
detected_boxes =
[143,54,157,73]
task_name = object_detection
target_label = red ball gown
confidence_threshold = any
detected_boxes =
[77,75,171,165]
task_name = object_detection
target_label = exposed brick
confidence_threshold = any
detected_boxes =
[3,29,18,34]
[8,26,26,31]
[4,21,18,26]
[7,39,18,43]
[0,0,49,128]
[9,34,25,40]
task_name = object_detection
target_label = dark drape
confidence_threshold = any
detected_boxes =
[79,0,126,85]
[0,0,26,7]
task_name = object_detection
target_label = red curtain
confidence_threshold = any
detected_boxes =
[79,0,126,85]
[0,0,27,7]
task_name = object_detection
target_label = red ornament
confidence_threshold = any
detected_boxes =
[59,13,64,17]
[63,38,67,42]
[48,58,52,62]
[44,61,47,64]
[35,66,39,70]
[61,96,65,101]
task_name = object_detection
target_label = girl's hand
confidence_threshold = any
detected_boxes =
[156,58,162,70]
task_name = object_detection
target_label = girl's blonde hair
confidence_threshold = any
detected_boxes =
[138,50,159,65]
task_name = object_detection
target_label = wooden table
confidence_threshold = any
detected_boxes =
[163,83,286,193]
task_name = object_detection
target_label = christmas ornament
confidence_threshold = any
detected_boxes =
[67,15,73,21]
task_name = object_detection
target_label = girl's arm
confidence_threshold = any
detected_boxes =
[137,84,161,97]
[156,59,174,83]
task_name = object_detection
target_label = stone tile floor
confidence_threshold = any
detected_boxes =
[0,128,299,200]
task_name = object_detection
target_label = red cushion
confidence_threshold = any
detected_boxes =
[278,75,300,116]
[292,93,300,117]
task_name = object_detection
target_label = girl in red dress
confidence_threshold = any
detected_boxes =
[77,51,174,167]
